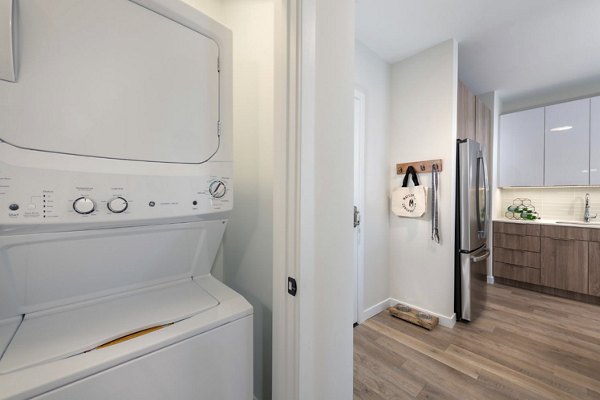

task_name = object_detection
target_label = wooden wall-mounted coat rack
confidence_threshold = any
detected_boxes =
[396,159,443,175]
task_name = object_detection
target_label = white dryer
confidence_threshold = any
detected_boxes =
[0,0,252,399]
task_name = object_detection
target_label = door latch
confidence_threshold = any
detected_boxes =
[287,277,297,296]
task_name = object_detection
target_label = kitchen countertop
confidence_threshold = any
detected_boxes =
[493,218,600,229]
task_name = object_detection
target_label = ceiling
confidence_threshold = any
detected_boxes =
[355,0,600,104]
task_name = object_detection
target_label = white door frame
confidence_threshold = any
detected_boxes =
[273,0,354,399]
[273,0,315,397]
[353,89,366,324]
[272,0,300,398]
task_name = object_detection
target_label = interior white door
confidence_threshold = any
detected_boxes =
[353,90,365,324]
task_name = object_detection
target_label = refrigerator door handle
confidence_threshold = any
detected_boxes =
[482,151,490,238]
[475,155,484,238]
[471,248,490,263]
[476,150,489,240]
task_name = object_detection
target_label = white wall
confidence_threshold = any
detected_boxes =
[354,41,391,317]
[220,2,274,400]
[388,39,458,323]
[297,0,355,399]
[184,2,275,399]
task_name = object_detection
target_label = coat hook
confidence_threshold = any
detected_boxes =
[396,159,442,175]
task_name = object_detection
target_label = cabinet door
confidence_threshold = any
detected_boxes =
[541,238,588,294]
[476,97,492,164]
[591,97,600,185]
[545,98,590,186]
[590,242,600,296]
[458,80,476,141]
[498,108,545,187]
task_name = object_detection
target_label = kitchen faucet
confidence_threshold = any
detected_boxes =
[585,193,597,222]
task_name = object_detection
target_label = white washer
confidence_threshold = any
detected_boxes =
[0,274,252,400]
[0,0,251,399]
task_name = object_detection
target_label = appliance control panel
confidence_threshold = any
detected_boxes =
[0,160,232,229]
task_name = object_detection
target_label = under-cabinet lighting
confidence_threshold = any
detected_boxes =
[549,125,573,132]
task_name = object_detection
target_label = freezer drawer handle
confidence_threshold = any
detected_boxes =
[470,249,490,263]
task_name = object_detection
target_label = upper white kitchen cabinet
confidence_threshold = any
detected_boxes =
[499,108,545,187]
[544,98,590,186]
[591,96,600,185]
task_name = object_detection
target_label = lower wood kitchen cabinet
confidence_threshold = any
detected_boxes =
[493,221,600,301]
[540,237,588,294]
[493,261,540,284]
[590,242,600,296]
[493,222,541,285]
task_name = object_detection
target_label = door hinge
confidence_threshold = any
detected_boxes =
[354,206,360,228]
[217,57,220,72]
[287,277,297,296]
[217,120,221,137]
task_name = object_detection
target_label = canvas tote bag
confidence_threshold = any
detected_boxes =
[392,166,427,218]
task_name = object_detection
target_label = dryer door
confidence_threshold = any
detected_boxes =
[0,0,220,163]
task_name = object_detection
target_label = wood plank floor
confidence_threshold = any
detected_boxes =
[354,283,600,400]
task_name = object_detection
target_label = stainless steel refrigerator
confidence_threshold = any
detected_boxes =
[455,139,490,322]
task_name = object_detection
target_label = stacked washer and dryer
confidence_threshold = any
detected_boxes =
[0,0,252,399]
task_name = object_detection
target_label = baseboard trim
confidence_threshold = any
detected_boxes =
[388,298,456,328]
[360,298,456,328]
[360,298,391,323]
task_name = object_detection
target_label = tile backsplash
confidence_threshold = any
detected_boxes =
[497,187,600,221]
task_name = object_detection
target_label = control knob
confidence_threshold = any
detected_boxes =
[108,197,128,213]
[208,180,227,199]
[73,197,95,214]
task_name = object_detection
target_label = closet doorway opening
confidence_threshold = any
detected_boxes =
[353,89,366,325]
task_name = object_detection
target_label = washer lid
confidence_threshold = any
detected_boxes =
[0,0,220,164]
[0,317,21,359]
[0,279,219,375]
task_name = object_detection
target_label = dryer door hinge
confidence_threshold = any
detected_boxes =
[217,57,220,72]
[217,120,222,137]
